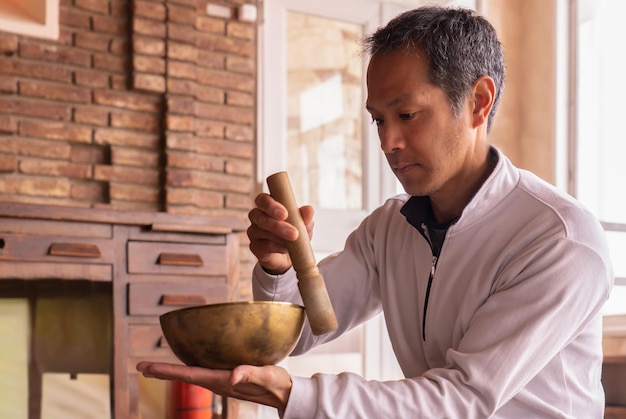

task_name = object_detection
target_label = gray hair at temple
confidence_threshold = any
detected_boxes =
[362,6,506,132]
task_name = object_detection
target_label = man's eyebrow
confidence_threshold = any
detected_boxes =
[365,93,413,112]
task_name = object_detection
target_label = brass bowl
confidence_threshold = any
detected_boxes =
[160,301,305,369]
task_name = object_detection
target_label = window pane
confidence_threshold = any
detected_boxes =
[286,12,364,210]
[576,0,626,315]
[575,0,626,223]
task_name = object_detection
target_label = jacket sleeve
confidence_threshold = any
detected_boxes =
[252,207,385,353]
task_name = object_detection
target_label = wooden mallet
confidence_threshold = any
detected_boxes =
[266,171,338,335]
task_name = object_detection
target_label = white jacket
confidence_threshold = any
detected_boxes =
[253,149,614,418]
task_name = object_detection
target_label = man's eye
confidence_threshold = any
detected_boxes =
[399,112,416,120]
[371,117,383,126]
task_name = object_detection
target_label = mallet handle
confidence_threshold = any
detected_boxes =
[266,171,338,335]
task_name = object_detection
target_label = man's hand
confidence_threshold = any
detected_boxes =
[136,361,293,411]
[247,192,315,274]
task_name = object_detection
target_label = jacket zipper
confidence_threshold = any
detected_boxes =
[422,255,437,341]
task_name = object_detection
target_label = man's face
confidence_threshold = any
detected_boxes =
[366,51,475,198]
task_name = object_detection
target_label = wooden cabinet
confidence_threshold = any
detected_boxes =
[603,314,626,418]
[0,203,246,418]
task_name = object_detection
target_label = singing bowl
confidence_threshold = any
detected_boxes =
[160,301,305,369]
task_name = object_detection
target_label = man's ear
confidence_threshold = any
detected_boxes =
[470,75,496,129]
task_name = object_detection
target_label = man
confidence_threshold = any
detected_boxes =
[138,6,614,417]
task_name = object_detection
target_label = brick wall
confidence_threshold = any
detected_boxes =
[0,0,259,298]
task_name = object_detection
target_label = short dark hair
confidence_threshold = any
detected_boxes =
[362,6,505,132]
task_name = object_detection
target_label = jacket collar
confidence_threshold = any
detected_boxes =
[400,147,519,233]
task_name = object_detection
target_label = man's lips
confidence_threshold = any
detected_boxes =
[392,162,419,173]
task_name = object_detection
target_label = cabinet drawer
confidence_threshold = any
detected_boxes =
[127,241,227,276]
[128,281,229,316]
[129,324,177,359]
[0,233,111,262]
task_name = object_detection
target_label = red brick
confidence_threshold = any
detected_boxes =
[226,91,253,107]
[94,165,159,185]
[167,23,198,45]
[60,8,92,29]
[226,55,255,75]
[110,0,131,18]
[110,110,160,132]
[196,85,224,104]
[109,182,160,202]
[167,96,195,115]
[226,21,255,40]
[168,0,196,7]
[133,17,167,37]
[166,115,195,132]
[197,68,254,92]
[133,37,166,56]
[197,51,225,70]
[111,145,159,167]
[166,186,223,208]
[225,157,253,176]
[92,15,128,35]
[93,91,161,112]
[0,154,16,172]
[167,4,196,25]
[134,0,167,21]
[196,138,253,159]
[194,120,225,138]
[74,69,110,88]
[7,176,71,197]
[0,115,17,133]
[20,120,93,143]
[167,41,197,62]
[19,158,93,179]
[70,180,109,201]
[93,53,127,73]
[225,124,253,142]
[75,0,109,14]
[14,138,72,159]
[133,73,166,93]
[110,75,129,90]
[166,79,197,96]
[167,150,224,171]
[167,60,197,80]
[165,132,196,151]
[195,16,226,34]
[0,57,73,83]
[225,192,254,210]
[133,55,166,73]
[19,81,91,104]
[71,144,110,164]
[195,102,253,125]
[94,128,160,148]
[74,107,110,126]
[0,136,15,153]
[196,33,253,57]
[110,37,129,55]
[56,28,74,46]
[19,43,92,68]
[0,97,71,121]
[0,76,17,93]
[0,34,18,55]
[167,169,252,193]
[74,31,111,51]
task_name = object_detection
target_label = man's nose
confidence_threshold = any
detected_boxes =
[379,123,405,153]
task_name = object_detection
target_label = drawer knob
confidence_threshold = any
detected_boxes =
[158,336,170,348]
[160,294,207,306]
[157,252,203,267]
[49,242,101,258]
